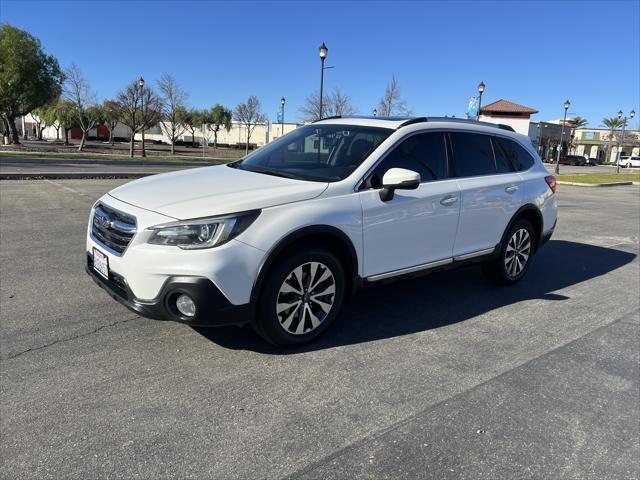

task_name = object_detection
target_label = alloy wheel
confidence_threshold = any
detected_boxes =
[505,228,532,278]
[276,261,336,335]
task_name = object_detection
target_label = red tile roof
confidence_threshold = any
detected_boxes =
[480,99,539,114]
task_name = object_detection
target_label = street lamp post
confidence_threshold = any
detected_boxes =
[138,77,146,158]
[318,42,328,120]
[555,99,570,175]
[616,109,636,173]
[280,97,286,139]
[372,108,377,117]
[476,81,485,120]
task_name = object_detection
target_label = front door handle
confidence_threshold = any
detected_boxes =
[505,185,519,194]
[440,195,458,206]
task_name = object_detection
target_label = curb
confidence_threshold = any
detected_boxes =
[556,181,635,187]
[0,156,222,167]
[0,172,153,180]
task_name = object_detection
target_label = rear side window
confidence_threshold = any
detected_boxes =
[366,132,447,188]
[496,137,536,171]
[492,137,515,173]
[449,132,496,177]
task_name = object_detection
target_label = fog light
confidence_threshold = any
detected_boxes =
[175,294,196,318]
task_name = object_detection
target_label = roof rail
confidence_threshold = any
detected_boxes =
[396,116,517,133]
[312,115,341,123]
[396,117,428,128]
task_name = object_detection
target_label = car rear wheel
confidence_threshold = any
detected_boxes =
[482,219,535,285]
[254,247,345,347]
[627,162,632,168]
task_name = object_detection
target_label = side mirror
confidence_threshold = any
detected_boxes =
[380,168,421,201]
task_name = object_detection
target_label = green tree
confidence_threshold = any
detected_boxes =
[601,117,626,162]
[31,105,50,140]
[37,104,61,140]
[208,104,233,147]
[570,116,588,128]
[0,24,63,144]
[55,100,79,145]
[182,108,203,147]
[568,116,588,153]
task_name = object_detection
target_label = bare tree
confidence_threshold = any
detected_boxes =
[103,100,120,145]
[115,79,162,157]
[63,63,104,151]
[157,73,188,154]
[234,95,265,154]
[299,87,357,122]
[377,74,413,117]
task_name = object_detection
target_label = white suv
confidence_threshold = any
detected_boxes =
[86,117,558,346]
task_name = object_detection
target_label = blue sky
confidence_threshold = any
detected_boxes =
[2,0,639,127]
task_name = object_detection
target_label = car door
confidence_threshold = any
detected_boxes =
[358,131,461,279]
[449,131,524,258]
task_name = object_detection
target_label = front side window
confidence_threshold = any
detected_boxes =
[365,132,448,188]
[449,132,496,177]
[496,137,536,171]
[232,124,392,182]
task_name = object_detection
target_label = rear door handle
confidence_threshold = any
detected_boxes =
[440,195,458,206]
[505,185,519,194]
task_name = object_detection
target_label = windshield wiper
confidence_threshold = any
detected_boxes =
[244,166,305,180]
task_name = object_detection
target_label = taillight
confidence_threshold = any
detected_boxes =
[545,175,557,193]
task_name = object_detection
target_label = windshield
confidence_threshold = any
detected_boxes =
[230,124,393,182]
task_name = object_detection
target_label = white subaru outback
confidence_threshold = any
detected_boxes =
[87,116,558,346]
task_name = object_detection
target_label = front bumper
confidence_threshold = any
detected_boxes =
[86,254,252,326]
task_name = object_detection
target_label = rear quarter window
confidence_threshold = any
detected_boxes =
[496,137,536,171]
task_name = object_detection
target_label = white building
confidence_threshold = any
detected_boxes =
[479,99,539,136]
[20,115,300,148]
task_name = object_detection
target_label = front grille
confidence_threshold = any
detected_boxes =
[91,203,137,255]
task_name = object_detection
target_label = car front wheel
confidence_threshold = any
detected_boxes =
[254,247,345,347]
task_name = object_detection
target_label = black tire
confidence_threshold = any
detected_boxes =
[253,246,346,347]
[482,219,536,285]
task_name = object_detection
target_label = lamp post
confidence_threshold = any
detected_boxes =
[554,99,570,174]
[372,108,377,117]
[476,81,485,120]
[138,77,146,158]
[318,42,328,120]
[538,122,545,158]
[280,97,286,139]
[616,109,636,173]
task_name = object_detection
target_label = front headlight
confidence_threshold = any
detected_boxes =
[147,210,260,250]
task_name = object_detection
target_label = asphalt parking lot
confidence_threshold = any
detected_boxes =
[1,179,638,479]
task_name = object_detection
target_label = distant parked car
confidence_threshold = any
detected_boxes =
[558,155,587,166]
[617,156,640,168]
[585,157,603,166]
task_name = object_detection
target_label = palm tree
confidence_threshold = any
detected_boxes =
[601,117,626,163]
[568,116,588,153]
[571,116,588,128]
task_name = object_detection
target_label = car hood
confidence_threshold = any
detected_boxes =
[108,164,328,220]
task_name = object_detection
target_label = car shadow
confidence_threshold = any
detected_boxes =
[192,240,636,354]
